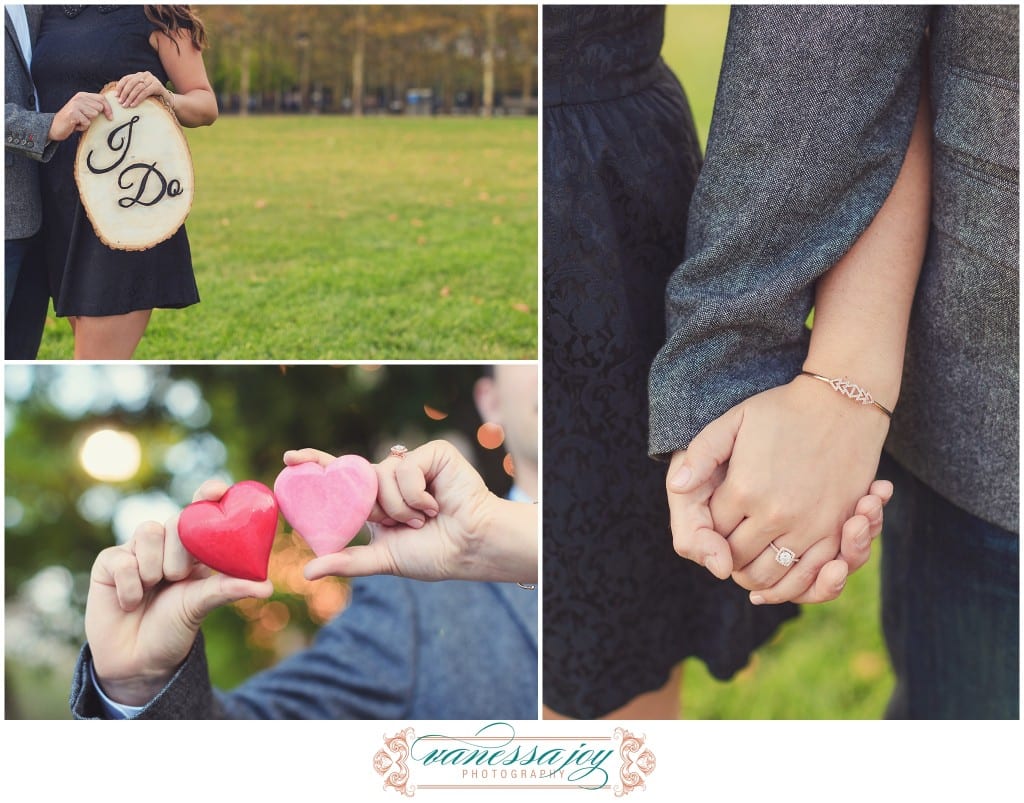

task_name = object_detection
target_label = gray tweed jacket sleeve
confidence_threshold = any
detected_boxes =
[70,633,225,720]
[648,5,929,456]
[6,6,58,240]
[4,4,55,164]
[70,576,538,720]
[4,102,55,161]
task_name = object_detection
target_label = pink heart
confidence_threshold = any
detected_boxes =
[274,455,378,556]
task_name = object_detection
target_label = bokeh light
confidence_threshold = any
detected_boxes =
[477,422,505,450]
[79,429,142,482]
[424,405,448,421]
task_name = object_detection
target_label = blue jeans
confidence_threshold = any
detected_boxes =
[5,234,49,359]
[879,453,1019,719]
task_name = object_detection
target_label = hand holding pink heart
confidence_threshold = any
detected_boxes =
[274,455,378,556]
[177,480,279,581]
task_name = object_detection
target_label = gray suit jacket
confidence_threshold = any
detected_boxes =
[649,5,1019,532]
[70,576,538,719]
[5,5,57,240]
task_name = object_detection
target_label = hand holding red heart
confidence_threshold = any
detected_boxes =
[85,479,274,706]
[86,457,381,707]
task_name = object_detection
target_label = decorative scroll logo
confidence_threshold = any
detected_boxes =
[372,723,656,796]
[85,115,185,209]
[614,727,656,796]
[374,728,416,796]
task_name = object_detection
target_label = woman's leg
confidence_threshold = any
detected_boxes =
[543,665,683,720]
[72,310,152,359]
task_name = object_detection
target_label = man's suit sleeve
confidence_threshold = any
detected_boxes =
[211,577,416,719]
[648,5,929,456]
[5,102,57,162]
[70,578,417,719]
[70,633,226,719]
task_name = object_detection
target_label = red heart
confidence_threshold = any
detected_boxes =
[177,481,279,581]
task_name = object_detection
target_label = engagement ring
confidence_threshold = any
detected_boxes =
[389,444,408,459]
[769,541,799,567]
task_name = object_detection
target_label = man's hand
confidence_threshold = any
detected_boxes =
[48,92,113,142]
[84,481,273,706]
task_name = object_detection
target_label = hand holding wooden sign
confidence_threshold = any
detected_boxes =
[73,82,194,251]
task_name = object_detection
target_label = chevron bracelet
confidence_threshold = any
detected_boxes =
[799,371,894,419]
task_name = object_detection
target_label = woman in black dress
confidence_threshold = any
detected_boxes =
[542,5,800,719]
[32,5,216,358]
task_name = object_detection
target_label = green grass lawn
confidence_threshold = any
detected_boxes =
[36,116,538,360]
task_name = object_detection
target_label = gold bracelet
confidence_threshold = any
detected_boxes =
[799,370,894,418]
[159,90,177,118]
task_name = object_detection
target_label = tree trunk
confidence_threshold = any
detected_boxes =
[299,41,312,113]
[352,7,366,116]
[482,5,497,117]
[239,41,251,117]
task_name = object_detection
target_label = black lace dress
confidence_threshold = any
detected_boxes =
[542,5,798,718]
[32,5,199,317]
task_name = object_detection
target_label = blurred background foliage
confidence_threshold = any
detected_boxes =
[662,5,894,718]
[197,4,537,115]
[5,364,514,719]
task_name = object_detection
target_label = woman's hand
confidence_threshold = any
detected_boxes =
[84,480,273,706]
[115,70,172,109]
[292,442,538,585]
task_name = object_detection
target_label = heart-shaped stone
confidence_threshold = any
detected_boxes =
[177,481,278,581]
[274,455,378,556]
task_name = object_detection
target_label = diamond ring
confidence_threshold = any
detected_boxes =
[389,444,408,459]
[769,541,799,567]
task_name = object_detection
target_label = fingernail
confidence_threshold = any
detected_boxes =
[835,578,847,593]
[669,466,692,490]
[425,509,438,518]
[408,518,424,529]
[854,527,870,550]
[704,554,720,576]
[750,594,765,605]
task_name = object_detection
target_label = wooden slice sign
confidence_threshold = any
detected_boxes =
[74,83,194,251]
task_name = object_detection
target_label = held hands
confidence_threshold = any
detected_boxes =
[84,480,273,706]
[668,378,891,604]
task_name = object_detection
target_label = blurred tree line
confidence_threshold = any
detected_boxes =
[197,5,538,116]
[5,364,518,718]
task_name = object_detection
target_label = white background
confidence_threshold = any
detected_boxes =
[1,718,1020,800]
